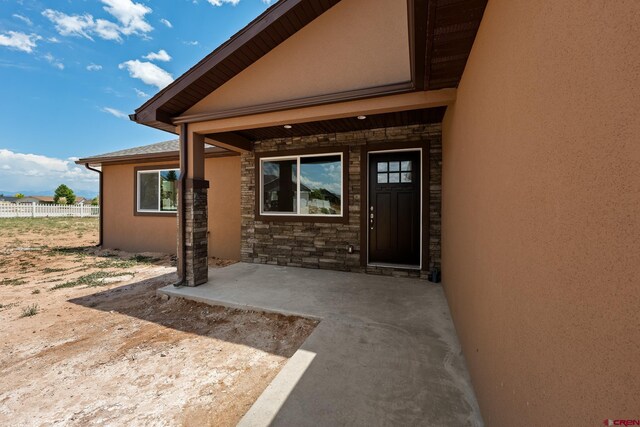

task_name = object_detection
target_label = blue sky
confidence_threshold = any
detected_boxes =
[0,0,271,196]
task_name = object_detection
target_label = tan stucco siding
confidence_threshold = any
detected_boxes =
[185,0,410,116]
[102,157,241,260]
[442,1,640,426]
[205,156,241,260]
[102,161,177,254]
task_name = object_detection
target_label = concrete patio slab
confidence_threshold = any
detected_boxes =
[158,263,483,427]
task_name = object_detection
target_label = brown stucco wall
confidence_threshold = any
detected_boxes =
[102,156,241,260]
[442,1,640,426]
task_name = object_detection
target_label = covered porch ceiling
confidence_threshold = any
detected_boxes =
[132,0,487,134]
[209,107,446,142]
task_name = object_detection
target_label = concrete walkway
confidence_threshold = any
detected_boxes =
[159,263,483,427]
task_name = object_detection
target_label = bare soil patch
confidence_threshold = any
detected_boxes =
[0,218,317,426]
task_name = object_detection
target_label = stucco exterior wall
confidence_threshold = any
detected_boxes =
[102,156,241,260]
[442,1,640,425]
[102,161,177,254]
[206,156,242,260]
[185,0,410,116]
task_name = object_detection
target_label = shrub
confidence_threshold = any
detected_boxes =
[20,304,39,317]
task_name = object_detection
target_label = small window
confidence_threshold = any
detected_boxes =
[260,153,343,217]
[137,169,178,213]
[377,160,413,184]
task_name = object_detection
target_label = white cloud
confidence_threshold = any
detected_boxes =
[0,149,99,194]
[94,18,122,41]
[204,0,273,4]
[0,31,42,53]
[160,18,172,28]
[134,88,149,98]
[101,107,128,119]
[47,37,61,43]
[183,40,198,46]
[42,9,95,40]
[44,53,64,70]
[42,0,153,43]
[143,49,171,62]
[118,59,173,89]
[101,0,153,36]
[86,63,103,71]
[207,0,240,5]
[13,14,33,26]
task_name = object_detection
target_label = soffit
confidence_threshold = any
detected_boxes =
[220,107,446,141]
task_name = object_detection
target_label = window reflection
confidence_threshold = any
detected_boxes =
[262,159,297,213]
[300,155,341,215]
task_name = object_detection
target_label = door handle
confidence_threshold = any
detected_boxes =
[370,206,374,229]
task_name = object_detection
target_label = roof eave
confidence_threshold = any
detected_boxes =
[75,146,234,166]
[132,0,341,130]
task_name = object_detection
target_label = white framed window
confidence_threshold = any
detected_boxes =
[260,152,344,217]
[137,168,179,213]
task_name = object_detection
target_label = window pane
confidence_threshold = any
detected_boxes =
[401,161,412,171]
[401,172,412,183]
[139,172,159,210]
[377,173,388,183]
[262,159,297,213]
[300,155,342,215]
[389,161,400,172]
[160,170,178,211]
[377,162,388,172]
[389,173,400,183]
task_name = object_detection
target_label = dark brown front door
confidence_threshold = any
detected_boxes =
[368,151,421,266]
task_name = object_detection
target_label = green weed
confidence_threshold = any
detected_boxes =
[50,271,135,290]
[20,304,39,317]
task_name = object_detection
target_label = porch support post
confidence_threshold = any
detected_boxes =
[178,125,209,286]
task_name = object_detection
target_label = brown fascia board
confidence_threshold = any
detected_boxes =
[75,147,236,167]
[132,0,339,128]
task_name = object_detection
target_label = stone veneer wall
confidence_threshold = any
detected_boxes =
[183,185,209,286]
[240,124,442,279]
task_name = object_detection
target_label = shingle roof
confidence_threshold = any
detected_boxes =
[76,139,220,165]
[84,139,180,160]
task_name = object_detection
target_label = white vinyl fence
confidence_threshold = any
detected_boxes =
[0,203,100,218]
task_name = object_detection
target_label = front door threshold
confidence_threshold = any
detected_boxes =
[367,262,421,270]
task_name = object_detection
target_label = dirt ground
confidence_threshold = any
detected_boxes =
[0,217,317,426]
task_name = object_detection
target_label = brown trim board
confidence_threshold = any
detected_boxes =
[254,146,350,225]
[177,124,188,283]
[133,163,180,218]
[173,82,415,125]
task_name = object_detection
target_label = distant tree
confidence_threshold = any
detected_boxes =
[14,193,24,199]
[165,170,178,181]
[54,184,75,205]
[91,196,99,206]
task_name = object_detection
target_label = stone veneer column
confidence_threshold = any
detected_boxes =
[183,180,209,286]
